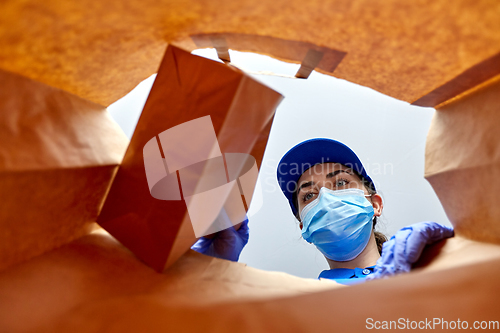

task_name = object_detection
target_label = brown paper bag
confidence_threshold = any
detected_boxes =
[97,45,283,271]
[0,69,128,271]
[425,76,500,243]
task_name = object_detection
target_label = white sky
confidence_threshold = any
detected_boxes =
[108,49,451,279]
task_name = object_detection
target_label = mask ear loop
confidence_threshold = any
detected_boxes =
[364,193,382,220]
[363,193,376,213]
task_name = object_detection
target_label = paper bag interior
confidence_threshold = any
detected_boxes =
[2,0,500,331]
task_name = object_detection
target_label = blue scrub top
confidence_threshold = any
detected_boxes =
[318,266,375,285]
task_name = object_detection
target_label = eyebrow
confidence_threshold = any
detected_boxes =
[298,181,314,191]
[326,169,352,179]
[298,169,352,191]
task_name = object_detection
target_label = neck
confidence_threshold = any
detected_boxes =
[326,232,380,269]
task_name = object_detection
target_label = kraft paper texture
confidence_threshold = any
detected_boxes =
[1,1,500,331]
[0,69,128,271]
[0,231,341,332]
[97,45,283,271]
[425,75,500,243]
[1,0,500,106]
[1,230,499,332]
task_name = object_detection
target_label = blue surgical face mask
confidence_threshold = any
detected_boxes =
[300,187,375,262]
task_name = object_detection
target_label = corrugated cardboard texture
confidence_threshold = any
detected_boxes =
[1,0,499,106]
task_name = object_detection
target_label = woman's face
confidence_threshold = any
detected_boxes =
[296,162,372,216]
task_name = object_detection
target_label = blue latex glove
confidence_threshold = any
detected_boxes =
[366,221,454,280]
[191,218,249,262]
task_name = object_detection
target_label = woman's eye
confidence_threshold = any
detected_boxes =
[335,178,349,187]
[303,192,316,202]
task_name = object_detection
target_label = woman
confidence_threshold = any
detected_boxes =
[192,138,454,283]
[276,138,387,284]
